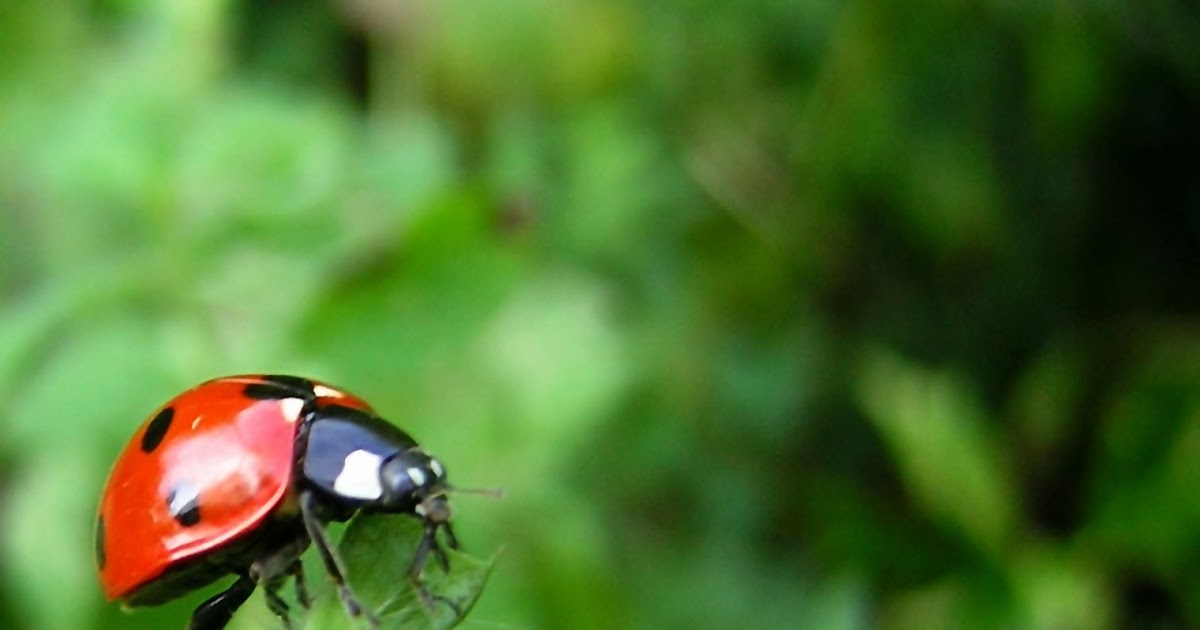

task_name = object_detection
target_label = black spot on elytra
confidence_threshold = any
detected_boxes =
[140,407,174,453]
[166,481,201,527]
[243,375,315,400]
[94,516,106,570]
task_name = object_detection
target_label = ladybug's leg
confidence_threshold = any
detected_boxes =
[261,578,293,630]
[431,522,464,573]
[300,490,380,628]
[408,522,462,615]
[420,523,450,574]
[442,521,461,551]
[289,559,311,609]
[188,573,256,630]
[249,563,308,630]
[248,535,309,628]
[408,525,439,610]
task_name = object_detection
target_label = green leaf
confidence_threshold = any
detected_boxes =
[856,349,1016,555]
[302,514,495,630]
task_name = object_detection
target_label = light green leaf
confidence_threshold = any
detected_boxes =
[857,349,1016,554]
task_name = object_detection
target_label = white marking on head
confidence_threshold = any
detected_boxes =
[191,415,203,430]
[414,503,428,516]
[313,384,344,398]
[278,398,305,423]
[407,467,427,487]
[333,450,385,500]
[429,459,444,478]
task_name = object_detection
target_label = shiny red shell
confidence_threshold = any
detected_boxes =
[95,375,373,602]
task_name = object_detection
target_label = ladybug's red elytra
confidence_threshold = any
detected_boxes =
[96,374,461,630]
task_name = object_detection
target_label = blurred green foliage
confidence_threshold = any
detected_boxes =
[0,1,1198,629]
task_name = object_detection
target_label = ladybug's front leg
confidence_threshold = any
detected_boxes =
[300,489,380,628]
[187,574,256,630]
[408,521,462,616]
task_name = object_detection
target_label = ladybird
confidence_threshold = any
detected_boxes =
[96,374,461,630]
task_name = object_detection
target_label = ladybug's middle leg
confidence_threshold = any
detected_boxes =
[261,579,292,630]
[289,559,311,609]
[252,560,308,630]
[187,573,256,630]
[249,535,310,629]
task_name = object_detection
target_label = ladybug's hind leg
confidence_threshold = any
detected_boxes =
[187,574,256,630]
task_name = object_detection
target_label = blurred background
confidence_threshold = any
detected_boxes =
[1,1,1198,629]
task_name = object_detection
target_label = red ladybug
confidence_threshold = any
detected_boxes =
[96,374,460,630]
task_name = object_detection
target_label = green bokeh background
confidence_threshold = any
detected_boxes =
[1,1,1198,629]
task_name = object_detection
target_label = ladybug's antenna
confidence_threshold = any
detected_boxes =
[445,485,505,498]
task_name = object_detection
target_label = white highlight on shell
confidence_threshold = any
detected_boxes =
[429,459,444,478]
[407,467,428,487]
[333,450,385,500]
[313,385,344,398]
[168,482,200,516]
[278,398,305,423]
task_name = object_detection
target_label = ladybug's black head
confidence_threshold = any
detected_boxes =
[379,448,450,517]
